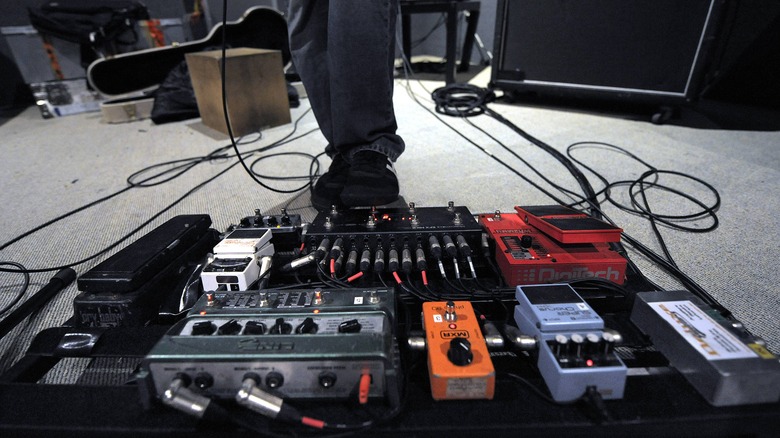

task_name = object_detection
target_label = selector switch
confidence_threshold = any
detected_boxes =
[602,331,616,355]
[191,321,216,336]
[338,319,362,333]
[244,320,266,335]
[295,317,318,334]
[217,319,242,335]
[269,318,292,335]
[447,337,474,366]
[585,333,601,356]
[570,334,584,358]
[553,334,569,357]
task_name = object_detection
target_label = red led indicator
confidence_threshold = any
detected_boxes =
[448,323,457,329]
[313,309,320,314]
[586,359,594,367]
[199,311,207,315]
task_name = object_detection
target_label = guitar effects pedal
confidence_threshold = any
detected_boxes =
[422,301,495,400]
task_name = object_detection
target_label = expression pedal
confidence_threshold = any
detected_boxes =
[514,284,627,402]
[422,301,495,400]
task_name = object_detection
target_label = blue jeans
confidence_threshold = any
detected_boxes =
[287,0,405,163]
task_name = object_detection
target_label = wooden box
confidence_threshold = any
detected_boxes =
[185,47,290,136]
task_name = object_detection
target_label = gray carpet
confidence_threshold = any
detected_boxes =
[1,75,779,374]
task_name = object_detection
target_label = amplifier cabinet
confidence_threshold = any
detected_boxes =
[491,0,726,103]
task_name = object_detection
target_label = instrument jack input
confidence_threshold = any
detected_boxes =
[265,371,284,389]
[193,372,214,390]
[318,372,337,388]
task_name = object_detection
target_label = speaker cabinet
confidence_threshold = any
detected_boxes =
[491,0,725,103]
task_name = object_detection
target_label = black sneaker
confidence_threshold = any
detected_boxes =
[340,151,400,207]
[310,154,350,211]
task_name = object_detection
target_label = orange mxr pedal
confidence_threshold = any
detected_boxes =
[422,301,495,400]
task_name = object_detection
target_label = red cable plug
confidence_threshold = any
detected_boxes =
[358,373,371,404]
[301,416,326,429]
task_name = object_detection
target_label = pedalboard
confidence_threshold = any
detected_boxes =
[422,301,495,400]
[479,210,626,285]
[514,284,627,402]
[140,287,401,405]
[631,290,780,406]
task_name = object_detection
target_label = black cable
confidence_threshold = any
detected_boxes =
[400,78,576,209]
[431,83,494,117]
[502,372,580,406]
[434,84,725,315]
[0,262,30,317]
[401,36,727,317]
[567,142,720,233]
[481,106,600,216]
[0,109,317,274]
[249,151,323,193]
[564,141,725,312]
[0,268,76,342]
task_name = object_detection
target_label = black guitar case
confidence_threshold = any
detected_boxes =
[87,7,290,96]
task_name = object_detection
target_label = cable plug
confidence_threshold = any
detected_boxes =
[346,249,358,276]
[579,386,613,424]
[374,248,385,273]
[401,247,412,274]
[330,237,344,261]
[442,235,457,259]
[236,377,302,423]
[481,232,491,257]
[315,238,331,261]
[161,378,212,419]
[360,249,371,272]
[415,247,427,271]
[388,248,399,273]
[428,235,442,260]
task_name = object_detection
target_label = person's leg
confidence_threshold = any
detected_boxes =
[289,0,404,209]
[287,0,333,148]
[325,0,405,163]
[326,0,404,206]
[288,0,348,210]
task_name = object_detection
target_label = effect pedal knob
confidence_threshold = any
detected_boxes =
[447,337,473,366]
